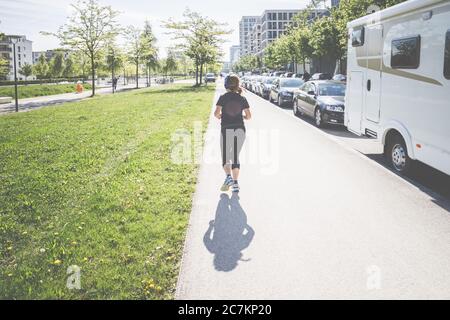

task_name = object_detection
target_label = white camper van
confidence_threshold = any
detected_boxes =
[345,0,450,175]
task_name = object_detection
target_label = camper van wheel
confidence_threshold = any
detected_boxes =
[387,135,412,175]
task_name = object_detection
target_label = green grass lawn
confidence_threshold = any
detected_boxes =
[0,83,93,99]
[0,84,215,299]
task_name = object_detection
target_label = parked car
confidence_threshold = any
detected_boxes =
[258,77,276,99]
[250,76,262,93]
[204,73,216,83]
[241,76,251,90]
[293,80,346,127]
[283,72,294,78]
[269,78,304,107]
[272,71,285,77]
[252,76,264,96]
[332,74,347,82]
[310,73,332,80]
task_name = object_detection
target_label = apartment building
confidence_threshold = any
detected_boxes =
[0,35,33,80]
[331,0,340,8]
[229,45,241,66]
[259,10,301,54]
[259,9,329,54]
[239,16,259,56]
[250,20,262,58]
[32,49,70,64]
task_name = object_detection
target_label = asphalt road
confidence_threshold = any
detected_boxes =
[176,84,450,299]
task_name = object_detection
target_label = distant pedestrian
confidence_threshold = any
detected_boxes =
[303,71,311,82]
[214,74,252,193]
[112,77,118,91]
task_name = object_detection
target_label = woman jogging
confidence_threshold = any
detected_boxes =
[214,74,252,193]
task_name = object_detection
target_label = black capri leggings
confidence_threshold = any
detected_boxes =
[221,128,246,169]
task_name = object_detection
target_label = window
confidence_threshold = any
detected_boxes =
[278,13,282,20]
[351,27,364,47]
[391,35,421,69]
[444,30,450,79]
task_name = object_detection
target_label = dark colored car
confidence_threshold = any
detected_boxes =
[332,74,347,82]
[272,71,285,77]
[269,78,304,107]
[259,77,276,99]
[310,73,332,80]
[293,80,346,127]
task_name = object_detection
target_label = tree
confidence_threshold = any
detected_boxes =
[164,51,177,77]
[63,54,75,78]
[0,32,9,79]
[19,63,33,80]
[232,55,258,73]
[33,55,49,79]
[141,20,158,87]
[72,51,90,79]
[125,25,154,88]
[0,57,8,80]
[165,9,231,86]
[106,45,124,76]
[50,52,65,78]
[291,26,313,72]
[44,0,119,96]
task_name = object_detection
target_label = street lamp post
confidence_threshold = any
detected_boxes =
[111,51,115,94]
[11,38,19,112]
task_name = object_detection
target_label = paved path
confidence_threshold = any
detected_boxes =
[0,78,195,115]
[176,84,450,299]
[0,83,149,115]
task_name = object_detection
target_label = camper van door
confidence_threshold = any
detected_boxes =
[364,24,383,123]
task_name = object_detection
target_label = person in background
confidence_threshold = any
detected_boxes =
[303,71,311,82]
[112,77,118,91]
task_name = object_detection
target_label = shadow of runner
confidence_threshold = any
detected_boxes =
[203,193,255,272]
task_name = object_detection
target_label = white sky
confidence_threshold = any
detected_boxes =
[0,0,312,60]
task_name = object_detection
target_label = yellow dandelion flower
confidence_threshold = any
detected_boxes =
[53,259,62,265]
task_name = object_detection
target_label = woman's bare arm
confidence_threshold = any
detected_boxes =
[243,108,252,120]
[214,106,222,119]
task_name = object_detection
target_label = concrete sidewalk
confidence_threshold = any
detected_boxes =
[176,85,450,299]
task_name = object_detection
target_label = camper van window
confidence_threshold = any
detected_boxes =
[391,35,421,69]
[444,30,450,79]
[352,27,365,47]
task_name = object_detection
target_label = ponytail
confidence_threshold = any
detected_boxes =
[227,74,242,95]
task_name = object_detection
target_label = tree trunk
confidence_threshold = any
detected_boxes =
[199,63,203,85]
[90,55,95,97]
[303,58,306,73]
[195,64,199,86]
[135,62,139,89]
[149,69,152,87]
